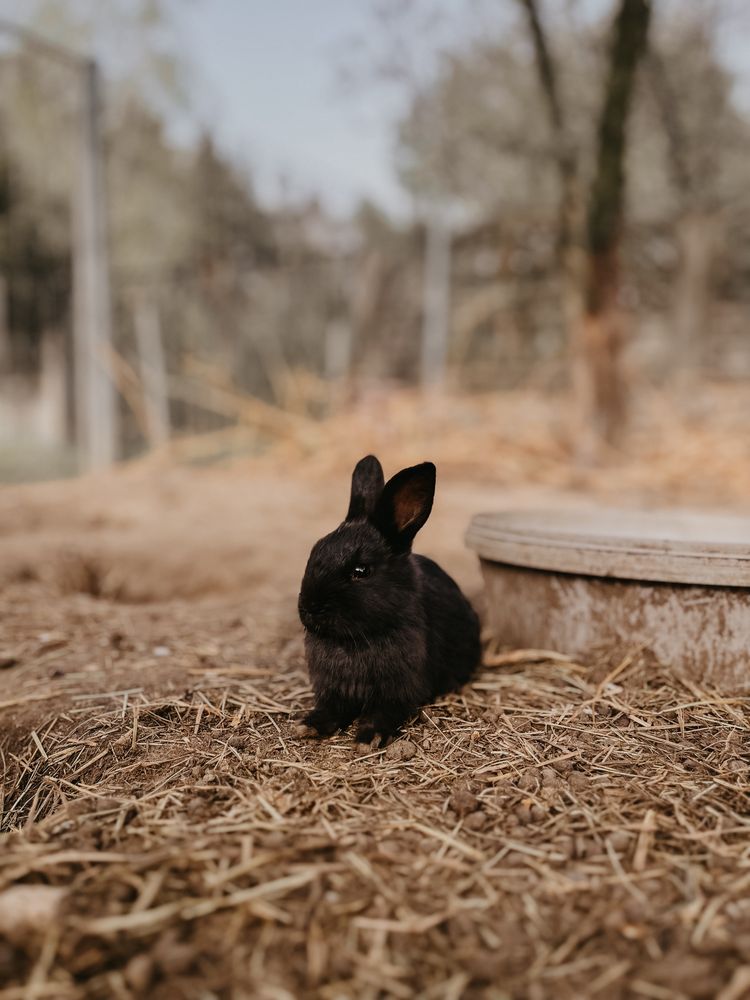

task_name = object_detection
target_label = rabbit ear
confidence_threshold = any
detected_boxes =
[373,462,436,552]
[346,455,385,520]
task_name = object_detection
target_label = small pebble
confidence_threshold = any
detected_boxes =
[515,801,533,825]
[449,782,479,817]
[385,739,417,761]
[464,810,487,831]
[552,758,574,774]
[124,953,154,992]
[517,767,540,792]
[609,830,631,852]
[154,933,194,976]
[541,767,560,787]
[726,758,747,773]
[153,645,171,658]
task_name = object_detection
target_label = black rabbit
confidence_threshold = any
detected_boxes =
[297,455,480,746]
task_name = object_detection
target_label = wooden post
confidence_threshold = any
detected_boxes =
[0,23,117,466]
[133,289,170,447]
[73,58,117,469]
[0,274,9,373]
[324,319,353,382]
[420,210,452,387]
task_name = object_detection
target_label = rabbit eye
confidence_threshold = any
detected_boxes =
[351,564,370,580]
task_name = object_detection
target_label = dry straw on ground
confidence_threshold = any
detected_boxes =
[2,642,750,999]
[2,384,750,999]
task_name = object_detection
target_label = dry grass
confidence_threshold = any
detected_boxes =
[2,382,750,999]
[2,640,750,999]
[200,379,750,508]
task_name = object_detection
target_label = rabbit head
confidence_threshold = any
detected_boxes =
[298,455,436,640]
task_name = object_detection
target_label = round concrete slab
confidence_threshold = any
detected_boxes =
[466,508,750,690]
[466,509,750,586]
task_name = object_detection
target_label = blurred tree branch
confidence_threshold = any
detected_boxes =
[580,0,651,448]
[521,0,651,451]
[517,0,586,445]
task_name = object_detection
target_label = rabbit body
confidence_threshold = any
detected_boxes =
[298,456,480,745]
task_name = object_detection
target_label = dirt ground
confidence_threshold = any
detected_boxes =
[2,388,750,999]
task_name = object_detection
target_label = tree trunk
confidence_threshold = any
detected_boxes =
[517,0,587,448]
[580,0,652,451]
[577,258,626,450]
[673,211,717,385]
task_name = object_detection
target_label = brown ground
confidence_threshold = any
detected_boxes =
[2,387,750,1000]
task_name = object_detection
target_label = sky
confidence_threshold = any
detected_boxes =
[171,0,503,218]
[0,0,423,215]
[2,0,750,220]
[168,0,750,217]
[176,1,411,216]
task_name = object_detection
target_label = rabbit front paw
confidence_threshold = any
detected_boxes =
[355,706,409,749]
[299,702,356,739]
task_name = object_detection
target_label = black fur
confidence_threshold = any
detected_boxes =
[298,455,481,746]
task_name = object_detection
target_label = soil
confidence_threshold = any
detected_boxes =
[2,388,750,999]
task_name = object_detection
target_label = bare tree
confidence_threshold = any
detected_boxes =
[583,0,652,445]
[520,0,651,451]
[643,9,743,385]
[518,0,586,407]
